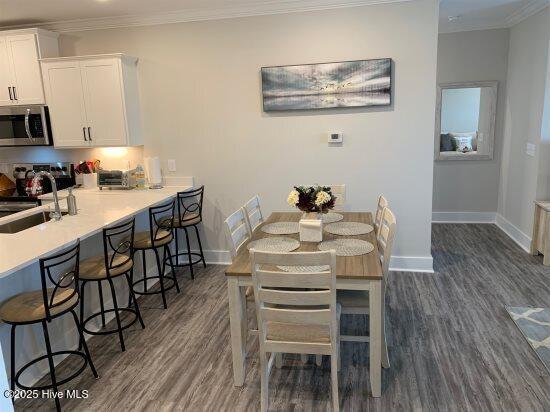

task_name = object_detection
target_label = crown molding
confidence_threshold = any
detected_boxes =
[0,0,413,33]
[439,0,549,34]
[504,0,549,27]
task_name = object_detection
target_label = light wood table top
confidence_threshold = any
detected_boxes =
[225,212,383,280]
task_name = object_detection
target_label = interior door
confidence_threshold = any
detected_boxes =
[0,37,13,106]
[42,61,89,147]
[7,34,45,105]
[81,58,127,146]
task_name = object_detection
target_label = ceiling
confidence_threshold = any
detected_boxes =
[0,0,548,33]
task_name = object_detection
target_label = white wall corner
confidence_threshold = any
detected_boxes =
[432,211,497,223]
[495,213,532,253]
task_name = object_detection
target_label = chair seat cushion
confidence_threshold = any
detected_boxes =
[265,304,341,344]
[133,230,173,249]
[337,290,369,309]
[80,255,133,280]
[0,289,78,323]
[161,213,201,228]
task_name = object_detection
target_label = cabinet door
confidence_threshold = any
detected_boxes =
[7,34,45,105]
[0,37,13,105]
[42,61,89,147]
[81,58,128,146]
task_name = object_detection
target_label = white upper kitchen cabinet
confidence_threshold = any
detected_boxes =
[0,28,59,106]
[41,54,143,148]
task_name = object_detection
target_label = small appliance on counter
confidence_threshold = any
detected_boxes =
[98,169,136,190]
[0,163,75,217]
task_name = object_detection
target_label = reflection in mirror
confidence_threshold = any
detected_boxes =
[435,82,497,161]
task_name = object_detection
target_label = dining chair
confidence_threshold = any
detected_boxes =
[243,195,264,234]
[250,250,340,412]
[337,206,396,369]
[224,208,251,259]
[374,195,389,237]
[300,184,346,211]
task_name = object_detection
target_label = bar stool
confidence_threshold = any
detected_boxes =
[79,218,144,352]
[132,199,180,309]
[0,240,98,412]
[163,186,206,279]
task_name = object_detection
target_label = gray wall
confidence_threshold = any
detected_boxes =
[498,7,550,238]
[55,0,439,269]
[433,29,509,213]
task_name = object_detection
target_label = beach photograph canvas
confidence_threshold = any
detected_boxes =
[261,58,392,111]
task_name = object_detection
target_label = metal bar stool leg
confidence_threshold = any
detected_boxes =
[41,320,61,412]
[126,272,145,329]
[194,225,206,268]
[10,324,16,392]
[98,282,106,328]
[154,247,168,309]
[183,227,194,279]
[164,244,180,293]
[69,310,99,379]
[142,249,148,294]
[106,277,126,352]
[79,281,87,350]
[174,228,180,266]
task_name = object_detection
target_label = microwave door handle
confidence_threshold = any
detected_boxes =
[24,109,35,142]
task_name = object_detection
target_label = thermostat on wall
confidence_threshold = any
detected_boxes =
[328,132,343,143]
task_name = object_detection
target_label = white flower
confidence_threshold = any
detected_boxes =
[315,191,331,206]
[287,190,300,206]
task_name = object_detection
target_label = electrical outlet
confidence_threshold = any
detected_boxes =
[526,143,536,157]
[167,159,176,172]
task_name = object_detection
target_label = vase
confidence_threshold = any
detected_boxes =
[82,173,98,189]
[299,212,323,242]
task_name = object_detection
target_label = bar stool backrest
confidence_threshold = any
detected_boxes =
[39,240,80,322]
[176,186,204,225]
[103,218,135,276]
[150,199,176,245]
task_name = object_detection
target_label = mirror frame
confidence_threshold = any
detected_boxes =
[434,81,498,161]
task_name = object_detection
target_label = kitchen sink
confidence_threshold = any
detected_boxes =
[0,211,69,234]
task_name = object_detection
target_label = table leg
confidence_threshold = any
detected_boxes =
[228,278,247,386]
[369,280,382,397]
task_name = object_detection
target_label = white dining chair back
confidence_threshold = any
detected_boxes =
[374,195,389,237]
[244,195,264,234]
[250,250,340,412]
[224,208,251,259]
[300,184,346,211]
[377,206,396,278]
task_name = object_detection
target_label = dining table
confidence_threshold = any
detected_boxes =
[224,211,384,397]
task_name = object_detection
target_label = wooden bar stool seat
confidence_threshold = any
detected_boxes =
[79,255,134,280]
[79,218,145,352]
[162,212,201,228]
[130,200,179,309]
[0,288,78,324]
[0,240,98,411]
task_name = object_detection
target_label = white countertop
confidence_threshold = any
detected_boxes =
[0,185,191,278]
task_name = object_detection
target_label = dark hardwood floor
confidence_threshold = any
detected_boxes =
[15,224,550,411]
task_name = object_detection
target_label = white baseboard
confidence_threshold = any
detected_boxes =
[389,255,434,273]
[432,211,496,223]
[174,249,231,265]
[495,213,531,253]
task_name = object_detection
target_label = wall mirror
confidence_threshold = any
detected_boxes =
[435,81,498,161]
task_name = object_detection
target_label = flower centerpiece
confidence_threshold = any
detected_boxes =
[287,185,337,242]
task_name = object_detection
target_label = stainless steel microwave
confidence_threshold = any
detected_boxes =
[0,106,52,146]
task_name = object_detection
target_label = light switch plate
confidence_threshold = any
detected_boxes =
[328,132,343,144]
[526,143,536,157]
[167,159,176,172]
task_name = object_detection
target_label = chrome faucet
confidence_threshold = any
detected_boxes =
[32,171,62,221]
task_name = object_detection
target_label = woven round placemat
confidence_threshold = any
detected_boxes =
[277,265,331,273]
[261,222,299,235]
[247,237,300,253]
[318,239,374,256]
[324,222,374,236]
[321,212,344,224]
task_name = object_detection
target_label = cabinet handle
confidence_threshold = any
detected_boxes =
[83,127,87,141]
[8,87,12,101]
[88,127,92,141]
[12,87,17,100]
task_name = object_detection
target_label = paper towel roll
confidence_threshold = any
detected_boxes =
[144,157,162,187]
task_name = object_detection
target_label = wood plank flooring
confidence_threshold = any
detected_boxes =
[15,224,550,411]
